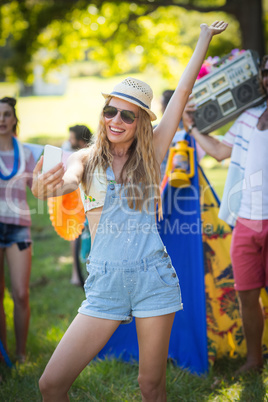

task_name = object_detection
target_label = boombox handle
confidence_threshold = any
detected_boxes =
[212,49,260,69]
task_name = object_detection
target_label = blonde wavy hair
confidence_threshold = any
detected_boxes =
[81,96,162,218]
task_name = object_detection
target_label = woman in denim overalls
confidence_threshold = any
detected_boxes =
[32,21,227,402]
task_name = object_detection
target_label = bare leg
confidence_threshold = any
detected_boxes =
[6,244,31,359]
[70,241,80,285]
[136,313,175,402]
[237,288,264,374]
[39,314,120,402]
[0,248,7,352]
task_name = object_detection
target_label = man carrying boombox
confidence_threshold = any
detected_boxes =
[183,55,268,374]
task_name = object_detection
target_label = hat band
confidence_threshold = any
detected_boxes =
[111,91,150,109]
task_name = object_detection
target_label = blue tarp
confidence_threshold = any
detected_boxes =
[98,136,208,375]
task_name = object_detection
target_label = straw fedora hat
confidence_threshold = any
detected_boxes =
[102,77,157,121]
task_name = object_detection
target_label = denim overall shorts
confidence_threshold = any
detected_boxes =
[78,167,183,323]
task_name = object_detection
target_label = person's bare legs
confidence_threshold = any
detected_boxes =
[237,288,264,374]
[70,241,80,285]
[6,244,31,359]
[0,248,7,352]
[136,313,175,402]
[39,314,120,401]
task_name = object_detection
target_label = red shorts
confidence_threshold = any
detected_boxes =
[230,218,268,291]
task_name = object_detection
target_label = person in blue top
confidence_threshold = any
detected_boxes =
[32,21,227,402]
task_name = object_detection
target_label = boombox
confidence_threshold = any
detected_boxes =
[192,50,266,134]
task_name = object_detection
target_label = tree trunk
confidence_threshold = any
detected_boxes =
[234,0,265,58]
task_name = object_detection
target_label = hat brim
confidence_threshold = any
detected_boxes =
[102,92,157,121]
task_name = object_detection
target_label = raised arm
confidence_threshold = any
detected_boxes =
[153,20,228,164]
[31,149,86,200]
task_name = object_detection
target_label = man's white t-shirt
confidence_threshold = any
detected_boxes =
[238,127,268,220]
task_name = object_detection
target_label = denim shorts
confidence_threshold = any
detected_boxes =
[78,251,183,323]
[0,222,32,250]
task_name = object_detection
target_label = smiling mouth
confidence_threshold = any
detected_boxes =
[109,126,125,135]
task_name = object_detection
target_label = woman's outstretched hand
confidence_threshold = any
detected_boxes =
[200,20,228,37]
[31,156,65,200]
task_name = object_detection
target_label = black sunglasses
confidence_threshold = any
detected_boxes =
[261,69,268,78]
[103,105,138,124]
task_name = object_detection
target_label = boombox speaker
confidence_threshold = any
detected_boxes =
[192,50,266,134]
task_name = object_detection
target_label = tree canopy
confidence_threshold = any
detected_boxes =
[0,0,266,84]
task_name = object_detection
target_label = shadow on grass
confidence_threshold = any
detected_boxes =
[0,352,268,401]
[164,357,243,401]
[203,356,268,402]
[239,371,266,402]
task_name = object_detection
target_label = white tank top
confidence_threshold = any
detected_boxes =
[238,126,268,220]
[80,166,116,213]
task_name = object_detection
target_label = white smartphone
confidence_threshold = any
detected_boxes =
[42,145,63,173]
